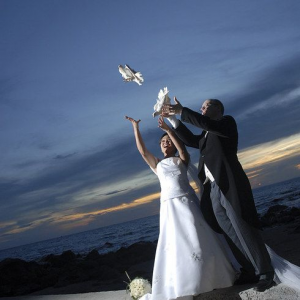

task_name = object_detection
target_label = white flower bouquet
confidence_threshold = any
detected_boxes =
[125,272,152,300]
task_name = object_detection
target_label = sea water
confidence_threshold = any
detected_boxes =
[0,177,299,262]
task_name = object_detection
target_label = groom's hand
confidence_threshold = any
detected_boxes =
[162,97,183,116]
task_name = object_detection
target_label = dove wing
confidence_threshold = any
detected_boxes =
[135,72,144,83]
[125,64,137,74]
[152,87,170,117]
[123,67,133,78]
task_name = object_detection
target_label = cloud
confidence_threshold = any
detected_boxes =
[238,133,300,188]
[101,189,129,196]
[56,192,161,224]
[245,169,263,180]
[237,86,300,120]
[0,167,202,248]
[239,133,300,170]
[0,127,162,224]
[224,54,300,149]
[53,153,76,160]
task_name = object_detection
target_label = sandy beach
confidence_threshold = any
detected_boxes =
[1,206,300,300]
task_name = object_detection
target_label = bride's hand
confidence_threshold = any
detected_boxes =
[125,116,141,128]
[158,116,170,132]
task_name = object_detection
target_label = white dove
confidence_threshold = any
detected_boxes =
[118,64,144,86]
[153,87,171,117]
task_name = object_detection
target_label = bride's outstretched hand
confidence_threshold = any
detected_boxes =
[158,116,170,132]
[125,116,141,128]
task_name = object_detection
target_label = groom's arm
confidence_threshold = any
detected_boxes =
[181,107,236,138]
[173,120,203,149]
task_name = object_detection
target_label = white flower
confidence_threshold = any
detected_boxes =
[125,272,152,300]
[129,278,151,299]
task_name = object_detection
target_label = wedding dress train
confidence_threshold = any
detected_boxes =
[267,245,300,291]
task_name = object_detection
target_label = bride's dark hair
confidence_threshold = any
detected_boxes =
[160,132,168,142]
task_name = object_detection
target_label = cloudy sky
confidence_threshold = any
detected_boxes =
[1,0,300,250]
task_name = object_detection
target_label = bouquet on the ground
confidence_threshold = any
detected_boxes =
[125,271,152,300]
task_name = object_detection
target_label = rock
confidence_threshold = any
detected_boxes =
[260,205,300,228]
[0,258,48,296]
[266,205,288,214]
[271,198,282,203]
[277,215,295,224]
[85,249,100,260]
[115,241,156,264]
[293,225,300,234]
[94,265,121,281]
[0,242,156,296]
[40,250,76,268]
[103,242,113,248]
[60,250,77,261]
[290,207,300,217]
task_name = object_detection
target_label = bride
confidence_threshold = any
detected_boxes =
[126,116,236,300]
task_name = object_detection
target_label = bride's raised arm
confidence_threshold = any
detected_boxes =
[158,116,190,165]
[125,116,159,170]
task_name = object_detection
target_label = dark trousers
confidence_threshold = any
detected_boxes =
[200,181,274,276]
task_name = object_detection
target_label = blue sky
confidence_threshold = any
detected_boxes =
[1,0,300,250]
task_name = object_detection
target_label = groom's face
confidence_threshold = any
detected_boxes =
[201,100,220,119]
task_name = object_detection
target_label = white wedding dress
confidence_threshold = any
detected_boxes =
[140,157,236,300]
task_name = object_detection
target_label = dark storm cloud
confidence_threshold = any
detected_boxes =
[0,178,23,203]
[17,223,33,229]
[102,189,129,196]
[53,153,76,160]
[227,54,300,149]
[0,127,163,219]
[13,159,42,169]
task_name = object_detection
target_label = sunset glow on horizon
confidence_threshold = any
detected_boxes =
[238,133,300,170]
[2,135,299,240]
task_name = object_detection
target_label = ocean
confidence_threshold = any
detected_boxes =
[0,176,299,262]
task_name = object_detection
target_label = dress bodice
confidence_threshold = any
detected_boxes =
[156,157,195,201]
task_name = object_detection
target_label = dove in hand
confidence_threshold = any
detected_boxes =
[153,87,171,117]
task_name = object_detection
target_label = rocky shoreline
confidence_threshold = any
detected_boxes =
[1,205,300,297]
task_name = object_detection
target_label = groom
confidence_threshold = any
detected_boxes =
[162,98,275,292]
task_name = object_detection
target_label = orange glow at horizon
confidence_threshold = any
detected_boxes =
[246,169,263,179]
[56,183,199,225]
[238,133,300,170]
[3,182,202,237]
[2,192,162,236]
[3,134,299,238]
[54,192,161,224]
[56,183,200,230]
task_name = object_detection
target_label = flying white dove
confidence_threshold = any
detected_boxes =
[118,64,144,86]
[153,87,171,117]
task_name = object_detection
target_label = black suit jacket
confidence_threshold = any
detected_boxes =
[174,107,261,228]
